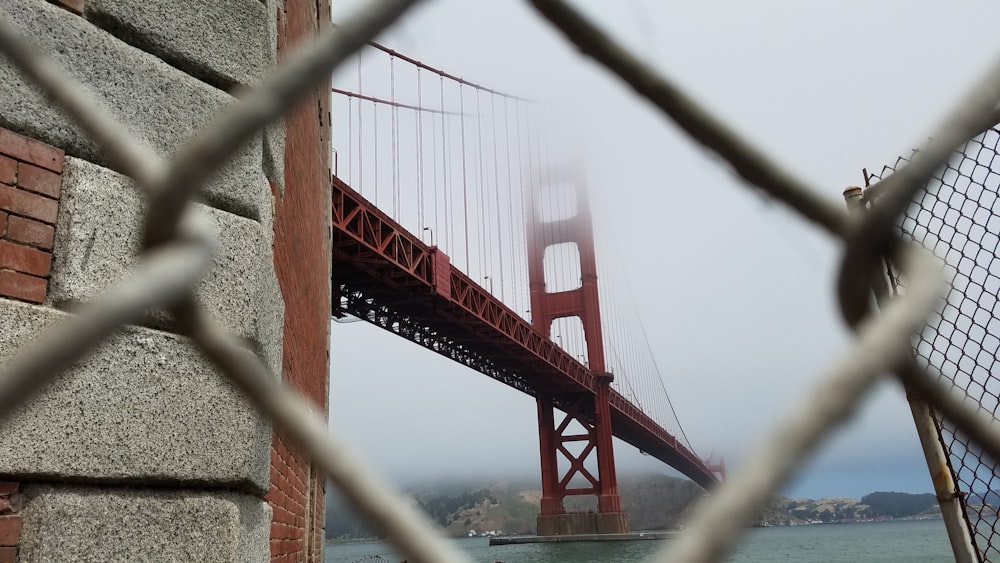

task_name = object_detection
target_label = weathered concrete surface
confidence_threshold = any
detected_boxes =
[18,485,269,562]
[263,120,287,195]
[263,0,286,193]
[0,0,272,227]
[48,157,284,376]
[85,0,270,90]
[537,511,630,536]
[0,299,271,492]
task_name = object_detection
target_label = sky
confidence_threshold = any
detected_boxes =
[325,0,1000,500]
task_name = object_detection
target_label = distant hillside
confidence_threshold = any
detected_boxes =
[757,491,939,526]
[326,473,703,539]
[326,479,940,539]
[966,490,1000,506]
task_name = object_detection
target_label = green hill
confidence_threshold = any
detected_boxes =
[757,491,939,526]
[326,478,940,539]
[325,473,703,539]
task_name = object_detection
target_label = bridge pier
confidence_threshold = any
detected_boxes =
[528,174,630,536]
[535,385,629,536]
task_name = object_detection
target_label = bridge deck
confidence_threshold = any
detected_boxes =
[330,177,717,489]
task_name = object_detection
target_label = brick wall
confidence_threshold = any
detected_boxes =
[0,128,65,305]
[267,433,310,562]
[267,0,333,560]
[0,482,21,563]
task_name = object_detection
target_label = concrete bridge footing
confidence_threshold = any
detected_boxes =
[537,512,630,536]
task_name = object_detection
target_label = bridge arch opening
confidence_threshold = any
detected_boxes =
[543,242,582,293]
[549,316,589,366]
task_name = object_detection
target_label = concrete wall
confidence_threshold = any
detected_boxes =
[0,0,331,561]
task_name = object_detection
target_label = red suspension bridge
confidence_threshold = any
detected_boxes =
[329,42,724,535]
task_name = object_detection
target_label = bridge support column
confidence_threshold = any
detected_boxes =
[534,391,629,536]
[593,373,624,515]
[536,395,565,518]
[528,171,629,536]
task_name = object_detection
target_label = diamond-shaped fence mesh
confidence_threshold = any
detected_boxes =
[866,128,1000,561]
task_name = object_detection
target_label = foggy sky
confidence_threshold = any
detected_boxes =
[326,0,1000,499]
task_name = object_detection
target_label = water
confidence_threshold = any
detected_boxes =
[326,520,952,562]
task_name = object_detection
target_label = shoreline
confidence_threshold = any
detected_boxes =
[327,516,949,544]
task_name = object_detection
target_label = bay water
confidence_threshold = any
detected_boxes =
[326,519,953,562]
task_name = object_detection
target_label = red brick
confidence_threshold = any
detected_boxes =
[7,216,55,250]
[0,129,63,173]
[0,270,47,304]
[0,547,16,563]
[0,241,51,277]
[0,211,6,237]
[0,516,20,546]
[0,185,58,224]
[0,157,14,186]
[270,2,330,559]
[17,163,61,199]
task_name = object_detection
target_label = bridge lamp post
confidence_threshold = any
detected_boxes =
[421,226,435,247]
[484,275,493,293]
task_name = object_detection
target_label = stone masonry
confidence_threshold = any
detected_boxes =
[0,0,331,561]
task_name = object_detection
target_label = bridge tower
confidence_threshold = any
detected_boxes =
[527,174,630,536]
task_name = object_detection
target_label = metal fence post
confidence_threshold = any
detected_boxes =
[843,185,979,563]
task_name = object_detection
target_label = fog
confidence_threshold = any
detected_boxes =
[327,0,1000,499]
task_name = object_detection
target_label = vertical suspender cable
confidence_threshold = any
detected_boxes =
[459,84,470,271]
[523,103,539,326]
[527,105,543,325]
[541,115,563,348]
[390,55,399,220]
[503,97,517,306]
[514,102,529,319]
[348,95,353,184]
[417,68,425,232]
[622,274,692,447]
[440,77,448,253]
[534,106,549,337]
[430,73,439,245]
[491,94,506,302]
[475,89,488,286]
[357,54,364,195]
[372,99,379,207]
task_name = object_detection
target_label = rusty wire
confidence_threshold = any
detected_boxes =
[1,0,1000,562]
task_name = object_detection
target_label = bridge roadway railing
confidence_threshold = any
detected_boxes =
[331,175,715,488]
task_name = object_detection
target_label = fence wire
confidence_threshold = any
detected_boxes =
[866,127,1000,561]
[1,1,1000,562]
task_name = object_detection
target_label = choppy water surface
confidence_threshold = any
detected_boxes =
[327,519,952,562]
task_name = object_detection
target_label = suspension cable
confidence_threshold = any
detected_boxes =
[417,68,425,231]
[459,84,470,271]
[390,55,399,219]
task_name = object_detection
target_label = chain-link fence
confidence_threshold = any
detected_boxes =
[866,127,1000,561]
[2,0,1000,562]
